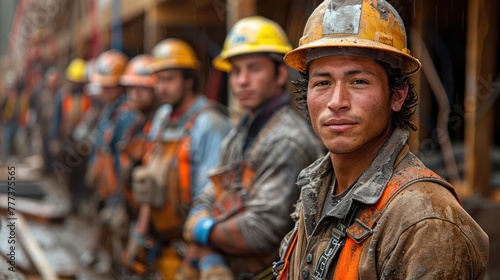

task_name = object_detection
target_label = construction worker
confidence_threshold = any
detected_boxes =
[32,66,61,174]
[118,54,158,212]
[83,49,140,271]
[1,71,21,163]
[128,38,230,279]
[180,16,324,279]
[51,58,92,210]
[275,1,489,279]
[73,57,104,157]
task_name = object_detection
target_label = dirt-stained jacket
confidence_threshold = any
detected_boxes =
[280,128,489,279]
[192,93,324,276]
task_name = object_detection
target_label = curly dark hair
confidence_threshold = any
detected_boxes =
[293,61,418,131]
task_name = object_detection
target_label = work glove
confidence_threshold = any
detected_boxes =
[183,206,216,245]
[199,253,233,280]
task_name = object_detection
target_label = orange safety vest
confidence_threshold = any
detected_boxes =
[93,102,134,201]
[121,121,153,210]
[61,93,92,138]
[147,107,209,239]
[278,167,460,280]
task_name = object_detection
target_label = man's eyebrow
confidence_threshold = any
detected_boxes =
[344,69,377,76]
[310,72,331,78]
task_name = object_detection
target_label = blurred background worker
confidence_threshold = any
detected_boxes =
[83,49,140,273]
[51,58,92,212]
[180,16,323,279]
[73,58,104,162]
[31,66,61,175]
[128,38,230,279]
[1,70,22,164]
[118,54,158,211]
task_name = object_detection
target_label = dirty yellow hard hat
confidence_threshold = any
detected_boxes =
[284,0,421,75]
[149,38,199,73]
[66,58,86,83]
[120,54,156,87]
[91,49,128,86]
[213,16,292,72]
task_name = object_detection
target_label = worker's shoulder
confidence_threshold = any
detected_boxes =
[192,104,230,132]
[382,176,485,240]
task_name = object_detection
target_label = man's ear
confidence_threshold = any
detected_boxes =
[277,63,289,88]
[391,86,409,112]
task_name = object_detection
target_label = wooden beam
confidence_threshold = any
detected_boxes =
[226,0,256,28]
[17,213,60,280]
[464,0,497,197]
[411,32,461,188]
[144,5,163,52]
[408,0,424,152]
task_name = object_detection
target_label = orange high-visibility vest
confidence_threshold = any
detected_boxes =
[278,167,459,280]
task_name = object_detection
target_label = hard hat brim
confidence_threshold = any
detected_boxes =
[212,44,292,72]
[284,37,421,76]
[119,75,156,87]
[148,60,199,73]
[91,74,121,87]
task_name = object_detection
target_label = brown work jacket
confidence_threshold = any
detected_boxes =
[280,128,489,279]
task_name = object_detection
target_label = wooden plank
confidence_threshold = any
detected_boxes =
[16,213,60,280]
[464,0,497,198]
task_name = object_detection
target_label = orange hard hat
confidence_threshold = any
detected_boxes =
[91,49,128,86]
[284,0,421,75]
[120,54,156,87]
[149,38,199,73]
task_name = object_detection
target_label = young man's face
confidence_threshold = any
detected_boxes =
[229,54,288,113]
[127,86,154,111]
[307,55,407,155]
[154,69,189,108]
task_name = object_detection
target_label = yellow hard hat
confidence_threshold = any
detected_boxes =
[148,39,199,73]
[66,58,86,83]
[284,0,421,75]
[212,16,292,72]
[91,49,128,86]
[120,54,156,87]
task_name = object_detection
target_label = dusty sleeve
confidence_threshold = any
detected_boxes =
[380,218,488,280]
[236,138,315,253]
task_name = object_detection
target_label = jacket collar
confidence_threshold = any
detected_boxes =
[238,92,290,154]
[299,128,410,235]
